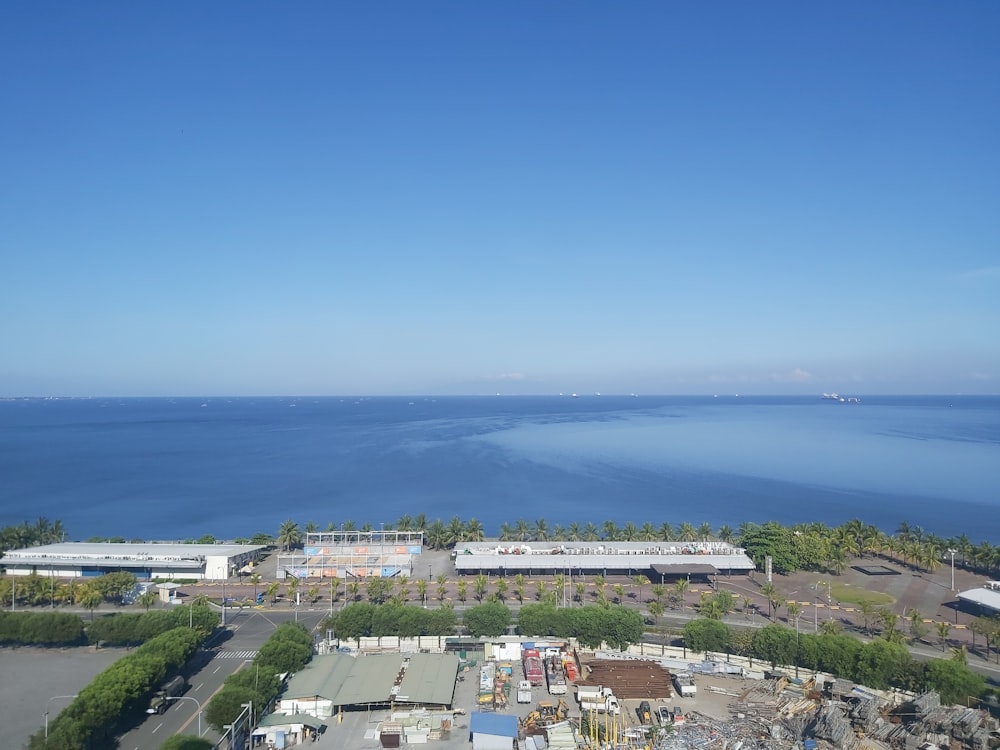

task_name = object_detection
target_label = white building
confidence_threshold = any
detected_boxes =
[0,542,265,581]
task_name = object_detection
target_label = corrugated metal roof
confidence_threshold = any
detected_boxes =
[335,654,403,704]
[455,552,754,572]
[283,652,459,707]
[397,652,458,706]
[283,653,357,701]
[957,587,1000,613]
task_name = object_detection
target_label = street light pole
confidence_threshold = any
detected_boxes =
[45,695,78,740]
[164,696,203,737]
[948,549,957,592]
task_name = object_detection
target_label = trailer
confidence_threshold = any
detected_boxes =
[576,685,612,704]
[522,648,544,687]
[673,672,697,697]
[546,656,567,695]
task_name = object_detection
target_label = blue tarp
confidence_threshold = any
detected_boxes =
[470,712,518,738]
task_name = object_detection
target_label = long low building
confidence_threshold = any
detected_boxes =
[277,652,460,717]
[453,541,756,577]
[0,542,265,581]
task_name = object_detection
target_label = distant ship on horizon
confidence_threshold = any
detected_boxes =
[822,392,862,403]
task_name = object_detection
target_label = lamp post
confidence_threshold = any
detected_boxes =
[45,694,78,741]
[164,696,203,737]
[948,549,957,592]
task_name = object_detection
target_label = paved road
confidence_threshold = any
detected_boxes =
[117,607,331,750]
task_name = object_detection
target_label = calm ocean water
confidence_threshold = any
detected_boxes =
[1,395,998,543]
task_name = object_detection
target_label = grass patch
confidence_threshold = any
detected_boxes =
[830,582,894,607]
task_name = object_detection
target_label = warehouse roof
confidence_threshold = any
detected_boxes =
[1,542,264,566]
[284,652,458,707]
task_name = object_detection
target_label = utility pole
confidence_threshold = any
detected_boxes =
[948,549,957,592]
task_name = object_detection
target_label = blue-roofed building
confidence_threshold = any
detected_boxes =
[469,712,518,750]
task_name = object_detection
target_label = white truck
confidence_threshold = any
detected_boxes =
[673,672,697,697]
[580,694,621,715]
[517,680,533,704]
[576,685,612,704]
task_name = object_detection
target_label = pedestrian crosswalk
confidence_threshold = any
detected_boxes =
[217,649,258,659]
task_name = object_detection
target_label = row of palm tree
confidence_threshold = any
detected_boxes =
[0,517,66,554]
[268,516,996,578]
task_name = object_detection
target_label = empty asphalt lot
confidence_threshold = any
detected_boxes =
[1,644,128,750]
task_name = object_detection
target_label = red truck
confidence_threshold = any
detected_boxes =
[522,648,544,686]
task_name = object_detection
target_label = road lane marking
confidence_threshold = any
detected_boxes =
[152,722,163,734]
[194,682,204,691]
[213,666,222,674]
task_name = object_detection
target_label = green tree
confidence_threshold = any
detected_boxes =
[463,602,512,637]
[205,685,258,734]
[684,618,730,652]
[923,658,986,706]
[936,621,951,652]
[276,520,301,552]
[77,584,103,621]
[474,574,489,602]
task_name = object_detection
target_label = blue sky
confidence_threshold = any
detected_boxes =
[2,3,998,396]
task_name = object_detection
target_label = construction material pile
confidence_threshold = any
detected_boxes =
[578,659,673,700]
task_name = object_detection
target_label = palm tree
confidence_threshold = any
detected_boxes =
[622,522,639,541]
[533,519,549,541]
[759,582,778,619]
[446,516,465,547]
[498,523,514,542]
[574,582,586,604]
[465,518,485,542]
[536,580,548,601]
[138,590,158,611]
[566,522,582,541]
[552,524,565,541]
[717,525,735,544]
[632,574,647,605]
[425,519,447,550]
[77,584,102,621]
[601,520,620,541]
[250,572,261,602]
[648,599,665,625]
[583,522,599,541]
[674,578,689,612]
[416,579,428,606]
[514,519,530,542]
[697,522,713,541]
[457,580,468,604]
[639,522,657,542]
[276,520,301,552]
[304,521,318,534]
[514,574,526,603]
[858,601,878,634]
[677,523,697,542]
[475,574,489,602]
[397,515,413,531]
[658,522,675,541]
[495,579,508,602]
